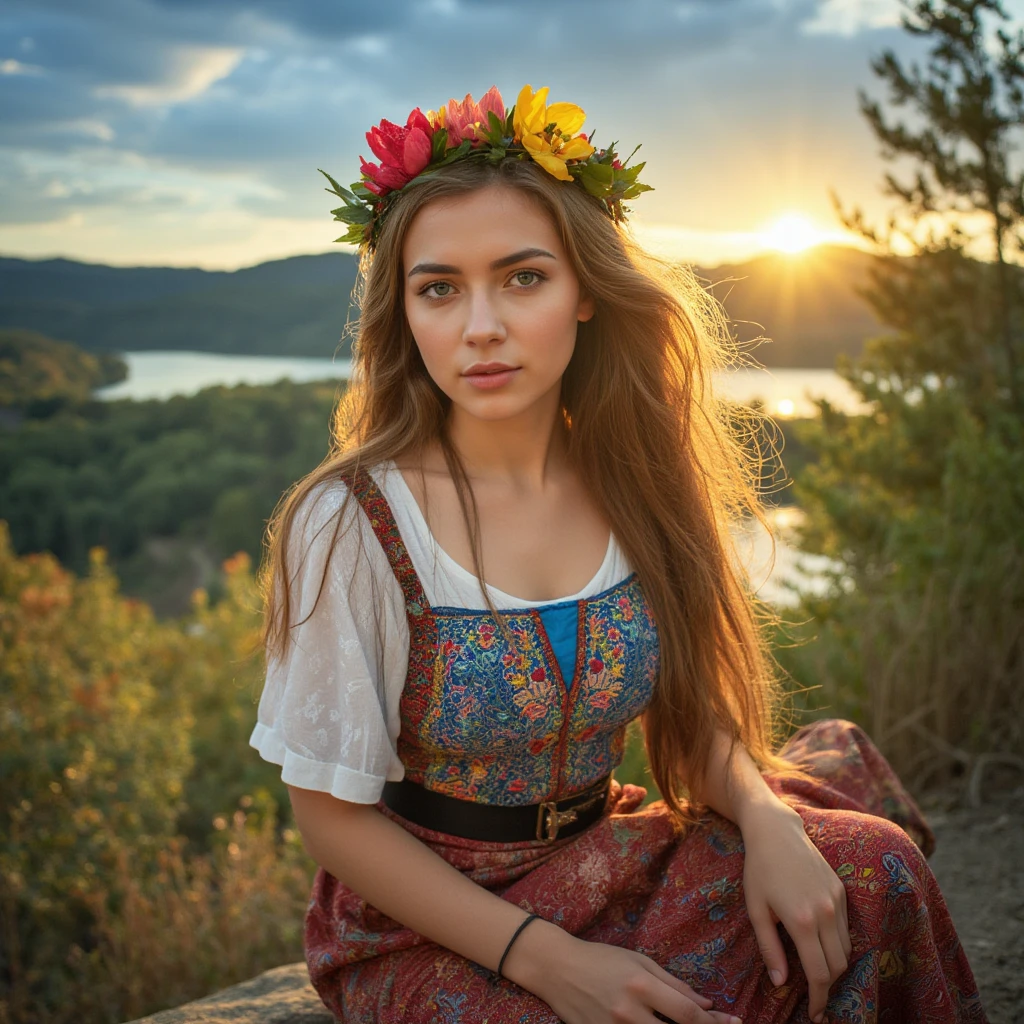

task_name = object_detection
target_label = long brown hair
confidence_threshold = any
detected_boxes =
[257,156,803,822]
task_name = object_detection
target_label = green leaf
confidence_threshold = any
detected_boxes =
[335,222,367,245]
[335,203,373,225]
[619,182,655,200]
[318,168,354,201]
[583,162,615,185]
[439,139,473,165]
[431,127,450,161]
[618,160,647,182]
[487,109,505,139]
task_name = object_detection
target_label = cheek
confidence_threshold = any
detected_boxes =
[404,302,452,366]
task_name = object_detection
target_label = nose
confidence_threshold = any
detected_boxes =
[462,286,507,346]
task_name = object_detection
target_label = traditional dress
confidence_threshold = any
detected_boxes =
[250,460,988,1023]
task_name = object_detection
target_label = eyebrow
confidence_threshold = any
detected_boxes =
[406,247,557,278]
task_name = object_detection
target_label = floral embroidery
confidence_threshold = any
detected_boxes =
[341,468,661,806]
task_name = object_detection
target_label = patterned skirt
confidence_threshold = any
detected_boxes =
[304,719,988,1022]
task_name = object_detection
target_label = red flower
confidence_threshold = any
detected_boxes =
[359,107,434,197]
[589,657,604,675]
[507,778,527,792]
[529,738,548,755]
[530,666,546,682]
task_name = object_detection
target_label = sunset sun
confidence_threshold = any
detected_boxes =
[761,213,824,254]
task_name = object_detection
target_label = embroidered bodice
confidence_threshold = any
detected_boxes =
[346,467,661,806]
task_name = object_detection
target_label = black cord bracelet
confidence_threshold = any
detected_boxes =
[496,912,542,979]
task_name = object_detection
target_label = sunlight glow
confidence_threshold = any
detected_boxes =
[761,213,824,254]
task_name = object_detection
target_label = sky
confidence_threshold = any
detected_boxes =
[3,0,1023,270]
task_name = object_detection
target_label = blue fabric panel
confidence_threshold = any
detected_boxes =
[536,602,580,689]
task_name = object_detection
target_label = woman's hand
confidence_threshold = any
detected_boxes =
[504,919,742,1024]
[738,801,852,1023]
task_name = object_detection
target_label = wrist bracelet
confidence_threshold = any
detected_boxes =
[496,912,542,979]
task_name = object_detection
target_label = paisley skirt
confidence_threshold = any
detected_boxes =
[303,719,988,1023]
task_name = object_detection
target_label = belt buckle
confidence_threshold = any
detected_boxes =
[536,800,579,843]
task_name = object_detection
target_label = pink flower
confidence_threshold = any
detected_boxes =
[359,107,435,197]
[442,85,505,146]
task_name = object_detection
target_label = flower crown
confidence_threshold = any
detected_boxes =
[318,84,652,251]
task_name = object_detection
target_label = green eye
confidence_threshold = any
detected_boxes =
[424,281,452,298]
[514,270,539,286]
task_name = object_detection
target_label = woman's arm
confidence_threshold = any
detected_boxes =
[687,728,852,1024]
[287,784,738,1024]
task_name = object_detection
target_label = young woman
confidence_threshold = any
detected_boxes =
[250,86,987,1023]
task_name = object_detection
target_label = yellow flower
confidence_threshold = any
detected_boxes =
[513,84,595,181]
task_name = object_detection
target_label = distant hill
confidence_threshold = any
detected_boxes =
[0,252,360,360]
[0,245,888,367]
[0,328,127,418]
[700,245,886,367]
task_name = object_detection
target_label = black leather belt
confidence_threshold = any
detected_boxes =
[380,773,613,844]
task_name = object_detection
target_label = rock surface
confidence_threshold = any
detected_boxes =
[125,962,333,1024]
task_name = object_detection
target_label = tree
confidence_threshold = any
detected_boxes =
[782,0,1024,793]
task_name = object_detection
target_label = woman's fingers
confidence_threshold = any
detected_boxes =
[647,984,740,1024]
[747,902,788,987]
[838,886,853,960]
[791,925,832,1022]
[641,960,741,1023]
[784,884,851,1020]
[818,918,850,985]
[641,958,712,1008]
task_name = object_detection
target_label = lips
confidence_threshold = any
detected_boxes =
[462,365,521,390]
[463,364,519,375]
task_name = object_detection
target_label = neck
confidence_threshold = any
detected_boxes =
[444,384,568,488]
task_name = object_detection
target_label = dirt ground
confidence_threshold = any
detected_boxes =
[920,777,1024,1023]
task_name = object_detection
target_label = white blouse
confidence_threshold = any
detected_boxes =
[248,459,635,804]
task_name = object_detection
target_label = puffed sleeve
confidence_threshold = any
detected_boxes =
[249,476,409,802]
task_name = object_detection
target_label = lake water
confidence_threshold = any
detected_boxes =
[92,351,847,603]
[93,351,867,417]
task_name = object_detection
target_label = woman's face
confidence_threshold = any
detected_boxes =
[401,184,594,423]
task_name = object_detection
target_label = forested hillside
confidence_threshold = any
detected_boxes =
[0,328,127,414]
[0,252,360,359]
[0,246,886,366]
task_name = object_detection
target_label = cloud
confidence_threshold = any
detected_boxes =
[1,58,44,75]
[92,45,245,107]
[801,0,903,36]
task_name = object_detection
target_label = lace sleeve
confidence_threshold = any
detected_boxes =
[249,477,409,802]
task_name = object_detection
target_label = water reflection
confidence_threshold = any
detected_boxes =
[733,506,844,607]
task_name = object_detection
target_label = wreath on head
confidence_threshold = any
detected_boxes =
[319,84,653,252]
